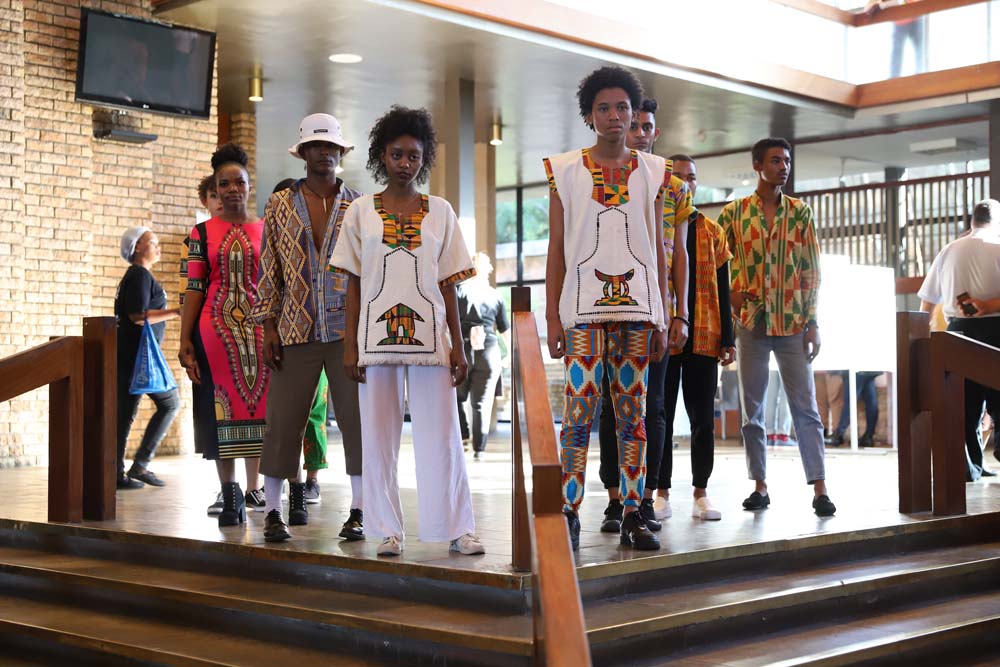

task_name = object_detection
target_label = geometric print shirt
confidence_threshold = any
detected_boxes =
[672,211,733,358]
[662,165,694,317]
[717,192,821,337]
[250,179,363,346]
[329,193,475,368]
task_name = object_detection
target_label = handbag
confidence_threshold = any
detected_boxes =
[129,321,178,395]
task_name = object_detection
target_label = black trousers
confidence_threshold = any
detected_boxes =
[658,350,718,490]
[456,342,501,452]
[946,317,1000,480]
[116,368,180,476]
[597,354,669,491]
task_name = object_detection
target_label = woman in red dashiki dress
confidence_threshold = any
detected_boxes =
[179,143,270,526]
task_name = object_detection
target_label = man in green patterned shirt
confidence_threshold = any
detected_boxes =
[717,138,835,517]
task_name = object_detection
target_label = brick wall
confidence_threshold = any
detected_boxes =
[229,112,256,212]
[0,0,220,467]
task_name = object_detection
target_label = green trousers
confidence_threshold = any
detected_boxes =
[303,371,329,471]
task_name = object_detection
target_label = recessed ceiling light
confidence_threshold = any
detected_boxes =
[328,53,362,64]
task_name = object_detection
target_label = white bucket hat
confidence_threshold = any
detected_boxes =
[288,113,354,158]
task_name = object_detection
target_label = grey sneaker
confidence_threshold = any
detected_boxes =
[303,478,321,504]
[245,487,266,512]
[207,491,224,516]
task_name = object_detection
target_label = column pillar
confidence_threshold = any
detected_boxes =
[990,101,1000,201]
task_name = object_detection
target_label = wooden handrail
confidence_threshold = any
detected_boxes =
[510,286,592,666]
[0,318,117,522]
[895,312,932,513]
[930,330,1000,516]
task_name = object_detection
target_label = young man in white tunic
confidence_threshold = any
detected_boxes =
[544,67,674,551]
[330,106,484,557]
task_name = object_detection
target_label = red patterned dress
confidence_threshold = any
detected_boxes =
[185,217,270,459]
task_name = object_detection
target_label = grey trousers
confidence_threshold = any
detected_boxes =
[736,322,826,484]
[260,340,362,480]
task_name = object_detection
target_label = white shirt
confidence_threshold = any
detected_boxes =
[543,148,667,331]
[329,193,474,367]
[918,227,1000,319]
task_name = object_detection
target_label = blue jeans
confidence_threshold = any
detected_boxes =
[735,322,826,484]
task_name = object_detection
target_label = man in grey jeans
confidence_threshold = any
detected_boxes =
[716,138,835,517]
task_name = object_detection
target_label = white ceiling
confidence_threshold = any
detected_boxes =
[157,0,992,201]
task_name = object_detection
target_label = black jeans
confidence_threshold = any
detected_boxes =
[117,370,180,476]
[597,354,669,491]
[456,342,502,452]
[946,317,1000,480]
[658,350,718,490]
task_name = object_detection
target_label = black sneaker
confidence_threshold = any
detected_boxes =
[600,499,624,533]
[303,479,321,505]
[264,510,291,543]
[813,494,836,517]
[638,498,661,532]
[564,509,581,551]
[127,467,165,487]
[116,475,144,490]
[620,511,660,551]
[245,488,266,512]
[339,508,365,541]
[742,491,770,511]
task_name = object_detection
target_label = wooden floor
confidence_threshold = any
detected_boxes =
[1,423,998,577]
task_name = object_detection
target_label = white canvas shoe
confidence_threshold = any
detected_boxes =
[450,533,486,555]
[692,496,722,521]
[377,536,403,556]
[653,496,672,520]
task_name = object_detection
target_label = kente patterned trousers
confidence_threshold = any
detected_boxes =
[561,322,652,512]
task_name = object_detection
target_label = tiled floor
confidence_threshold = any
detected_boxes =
[1,422,997,576]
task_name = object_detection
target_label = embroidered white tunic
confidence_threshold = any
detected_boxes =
[330,193,475,367]
[543,148,668,331]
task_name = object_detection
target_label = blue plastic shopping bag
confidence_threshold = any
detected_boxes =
[129,322,178,395]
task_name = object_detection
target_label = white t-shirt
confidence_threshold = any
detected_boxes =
[918,228,1000,319]
[330,193,474,367]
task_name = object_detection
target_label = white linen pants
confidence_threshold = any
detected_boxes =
[359,365,476,542]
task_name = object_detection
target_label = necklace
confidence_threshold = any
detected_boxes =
[383,191,421,219]
[303,182,335,214]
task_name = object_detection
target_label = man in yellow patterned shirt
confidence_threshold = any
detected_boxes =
[717,138,835,517]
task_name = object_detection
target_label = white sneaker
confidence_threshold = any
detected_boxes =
[377,536,403,556]
[692,496,722,521]
[653,496,672,520]
[450,533,486,555]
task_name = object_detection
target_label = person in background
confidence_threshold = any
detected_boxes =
[115,227,181,489]
[251,114,365,544]
[650,154,733,523]
[918,199,1000,480]
[456,252,509,460]
[179,143,269,527]
[718,137,835,517]
[331,105,483,557]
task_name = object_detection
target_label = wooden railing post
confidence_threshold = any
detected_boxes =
[931,331,969,516]
[511,286,532,573]
[83,317,117,521]
[48,341,84,523]
[895,312,932,513]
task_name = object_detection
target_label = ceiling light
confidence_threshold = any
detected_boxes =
[741,179,750,186]
[248,70,263,102]
[490,119,503,147]
[335,165,344,175]
[328,53,362,64]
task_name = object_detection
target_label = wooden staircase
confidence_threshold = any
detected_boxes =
[0,511,995,666]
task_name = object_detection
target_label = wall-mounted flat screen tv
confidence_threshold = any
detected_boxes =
[75,8,215,119]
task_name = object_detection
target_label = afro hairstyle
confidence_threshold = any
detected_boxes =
[366,106,437,186]
[577,66,644,129]
[197,174,216,201]
[751,137,792,165]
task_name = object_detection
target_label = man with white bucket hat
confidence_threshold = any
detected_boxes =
[250,113,366,543]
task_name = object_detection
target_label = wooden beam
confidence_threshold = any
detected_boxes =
[854,61,1000,108]
[854,0,988,27]
[771,0,855,24]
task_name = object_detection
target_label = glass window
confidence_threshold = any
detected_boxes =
[521,185,550,282]
[496,188,518,284]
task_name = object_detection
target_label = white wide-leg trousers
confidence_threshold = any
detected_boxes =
[359,365,477,542]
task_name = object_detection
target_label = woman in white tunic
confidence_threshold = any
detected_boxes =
[330,106,484,557]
